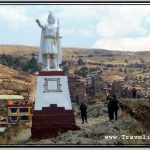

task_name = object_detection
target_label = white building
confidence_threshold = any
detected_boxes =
[86,74,92,88]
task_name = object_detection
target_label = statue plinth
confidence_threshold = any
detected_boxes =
[31,70,79,140]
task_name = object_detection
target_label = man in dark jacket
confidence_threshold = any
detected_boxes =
[107,97,114,121]
[111,95,119,120]
[107,95,119,121]
[80,103,87,124]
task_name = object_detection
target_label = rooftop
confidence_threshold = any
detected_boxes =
[0,95,24,100]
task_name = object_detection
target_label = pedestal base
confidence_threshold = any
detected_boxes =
[31,104,79,140]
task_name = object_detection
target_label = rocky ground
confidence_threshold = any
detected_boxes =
[24,98,149,146]
[8,128,31,145]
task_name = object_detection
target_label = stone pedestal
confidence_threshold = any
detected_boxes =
[31,71,79,140]
[31,104,79,139]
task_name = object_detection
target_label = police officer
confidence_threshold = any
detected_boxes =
[80,103,87,124]
[107,96,114,121]
[111,95,119,120]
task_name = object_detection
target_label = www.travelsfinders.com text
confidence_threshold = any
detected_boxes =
[104,135,150,140]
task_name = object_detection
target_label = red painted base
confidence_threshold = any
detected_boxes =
[31,104,79,140]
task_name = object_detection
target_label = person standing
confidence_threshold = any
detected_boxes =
[111,95,119,120]
[80,103,87,124]
[132,88,137,99]
[106,93,111,101]
[107,97,114,121]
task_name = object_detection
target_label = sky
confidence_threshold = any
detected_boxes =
[1,5,150,51]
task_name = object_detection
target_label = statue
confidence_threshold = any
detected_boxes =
[36,11,62,70]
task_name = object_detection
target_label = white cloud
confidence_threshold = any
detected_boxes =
[92,5,150,51]
[78,29,94,37]
[38,13,48,24]
[93,35,150,51]
[61,27,95,39]
[56,5,99,21]
[0,6,30,28]
[78,29,91,37]
[96,5,150,38]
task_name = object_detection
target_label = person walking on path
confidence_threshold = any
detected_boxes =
[80,103,88,124]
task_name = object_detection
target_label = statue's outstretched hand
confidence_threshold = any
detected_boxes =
[35,19,44,29]
[36,19,39,23]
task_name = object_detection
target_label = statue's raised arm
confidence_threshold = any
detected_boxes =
[36,19,45,29]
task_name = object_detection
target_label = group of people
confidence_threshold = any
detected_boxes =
[79,94,119,124]
[107,94,119,121]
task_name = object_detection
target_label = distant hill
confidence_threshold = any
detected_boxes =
[1,44,147,58]
[0,45,150,92]
[0,45,38,57]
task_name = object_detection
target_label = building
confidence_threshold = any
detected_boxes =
[111,80,124,98]
[0,95,24,116]
[0,95,33,124]
[68,76,87,103]
[86,73,96,95]
[86,74,92,88]
[92,74,104,96]
[7,100,34,124]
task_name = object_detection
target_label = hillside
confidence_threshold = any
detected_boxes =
[0,44,149,98]
[0,45,149,145]
[0,44,149,93]
[0,45,38,57]
[0,45,149,65]
[0,64,35,100]
[0,44,149,63]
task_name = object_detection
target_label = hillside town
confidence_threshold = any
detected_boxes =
[0,10,149,145]
[0,46,149,145]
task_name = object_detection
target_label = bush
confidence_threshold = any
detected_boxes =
[77,59,85,65]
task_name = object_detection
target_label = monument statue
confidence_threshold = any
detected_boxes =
[32,11,79,140]
[36,11,62,70]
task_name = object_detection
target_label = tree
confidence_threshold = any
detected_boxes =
[63,66,69,73]
[139,76,142,80]
[0,53,6,60]
[119,68,123,72]
[77,58,85,65]
[124,68,127,73]
[125,76,128,81]
[124,59,128,63]
[28,56,38,72]
[74,70,78,75]
[13,58,21,67]
[0,53,6,64]
[140,57,145,63]
[6,55,13,66]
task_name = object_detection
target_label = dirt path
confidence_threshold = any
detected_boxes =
[8,128,31,145]
[76,116,108,128]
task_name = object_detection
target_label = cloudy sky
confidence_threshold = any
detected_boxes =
[1,5,150,51]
